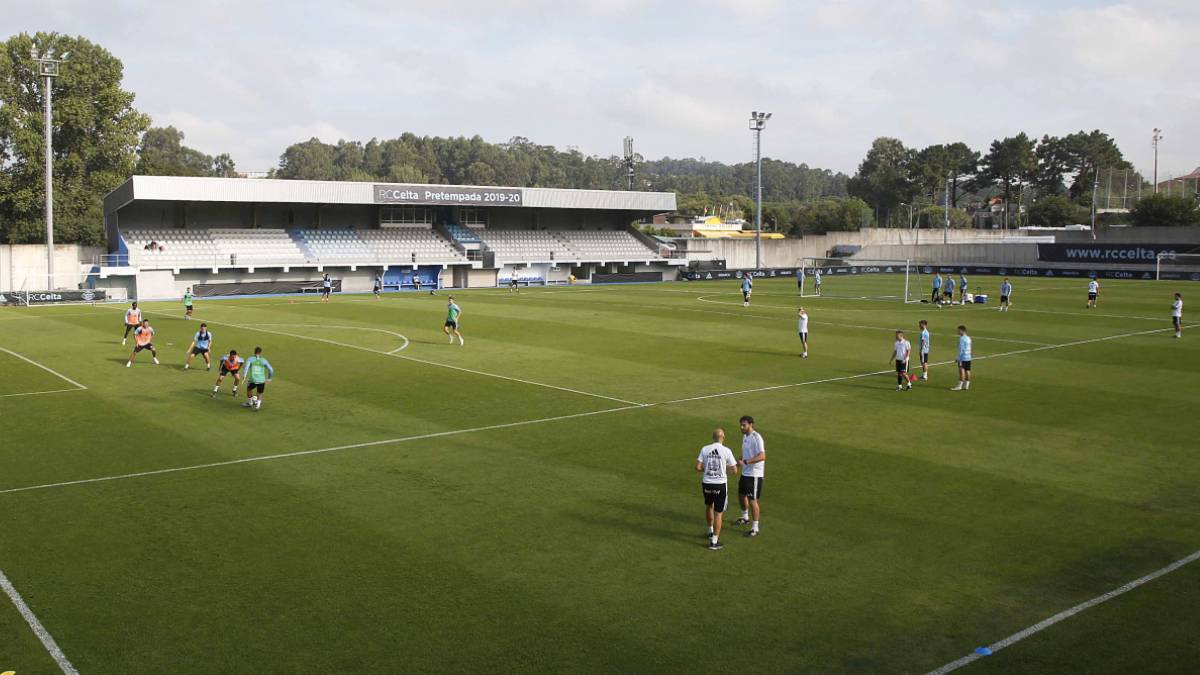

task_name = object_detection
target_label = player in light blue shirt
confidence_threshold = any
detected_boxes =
[959,274,969,303]
[952,324,973,391]
[917,319,931,381]
[741,273,753,307]
[184,322,214,371]
[814,269,822,296]
[796,267,804,295]
[932,273,943,304]
[999,277,1013,312]
[944,276,956,304]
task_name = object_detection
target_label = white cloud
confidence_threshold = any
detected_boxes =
[7,0,1199,176]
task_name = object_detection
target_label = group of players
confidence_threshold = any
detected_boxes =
[120,299,275,411]
[695,416,766,550]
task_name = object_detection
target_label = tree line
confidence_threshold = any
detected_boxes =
[2,31,1196,245]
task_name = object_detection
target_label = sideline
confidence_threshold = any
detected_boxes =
[0,569,79,674]
[925,549,1200,674]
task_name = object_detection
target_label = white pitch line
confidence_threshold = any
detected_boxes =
[0,404,646,495]
[100,306,645,407]
[0,569,80,675]
[926,549,1200,674]
[0,346,88,391]
[0,388,89,400]
[255,323,410,353]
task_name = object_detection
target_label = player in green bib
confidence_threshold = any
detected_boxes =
[183,287,195,320]
[241,346,274,411]
[443,296,464,346]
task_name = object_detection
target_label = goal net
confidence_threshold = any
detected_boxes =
[1156,253,1200,282]
[799,257,924,303]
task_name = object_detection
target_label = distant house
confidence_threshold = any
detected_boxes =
[1156,166,1200,196]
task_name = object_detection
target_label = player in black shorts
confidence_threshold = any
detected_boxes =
[373,274,383,300]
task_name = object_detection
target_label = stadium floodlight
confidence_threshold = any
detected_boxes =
[32,43,66,290]
[749,111,771,269]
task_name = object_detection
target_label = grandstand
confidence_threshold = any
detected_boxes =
[98,176,680,299]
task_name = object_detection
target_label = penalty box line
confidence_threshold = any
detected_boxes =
[925,549,1200,674]
[0,569,79,674]
[0,323,1180,496]
[0,346,88,391]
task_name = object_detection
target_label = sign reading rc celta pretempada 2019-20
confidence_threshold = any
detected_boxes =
[373,184,522,206]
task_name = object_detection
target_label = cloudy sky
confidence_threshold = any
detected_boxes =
[14,0,1200,178]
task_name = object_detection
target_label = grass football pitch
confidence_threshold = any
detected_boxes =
[1,276,1198,674]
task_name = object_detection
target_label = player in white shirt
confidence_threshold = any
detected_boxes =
[695,428,738,550]
[889,330,913,391]
[1087,279,1100,309]
[797,307,809,358]
[951,324,973,391]
[734,415,766,537]
[1172,293,1183,339]
[917,320,931,381]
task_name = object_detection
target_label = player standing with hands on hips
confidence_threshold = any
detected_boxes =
[734,416,766,538]
[1087,278,1100,309]
[696,428,738,550]
[891,330,912,391]
[797,307,809,358]
[952,325,972,391]
[1172,293,1183,338]
[999,277,1013,312]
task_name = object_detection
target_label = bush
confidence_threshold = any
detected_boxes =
[1130,194,1200,227]
[1030,195,1088,228]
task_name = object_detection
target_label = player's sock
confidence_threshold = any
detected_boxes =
[458,336,464,346]
[212,386,219,393]
[752,521,759,532]
[710,535,717,545]
[708,526,714,536]
[255,400,262,410]
[964,381,970,390]
[125,361,131,367]
[741,510,749,521]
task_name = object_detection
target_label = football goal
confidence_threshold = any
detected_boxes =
[799,258,925,303]
[1156,252,1200,281]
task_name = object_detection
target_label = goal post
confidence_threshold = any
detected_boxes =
[799,257,925,303]
[1156,252,1200,281]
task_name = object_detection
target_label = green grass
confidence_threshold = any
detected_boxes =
[1,276,1198,673]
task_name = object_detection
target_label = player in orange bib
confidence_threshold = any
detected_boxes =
[212,349,244,397]
[122,301,142,345]
[125,319,159,367]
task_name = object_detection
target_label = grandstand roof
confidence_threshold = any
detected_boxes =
[104,176,676,214]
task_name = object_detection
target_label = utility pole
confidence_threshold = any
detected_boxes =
[943,172,951,244]
[1152,128,1162,194]
[32,45,67,291]
[749,111,771,269]
[1090,167,1099,240]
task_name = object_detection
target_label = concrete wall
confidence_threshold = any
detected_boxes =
[132,264,465,301]
[0,244,106,292]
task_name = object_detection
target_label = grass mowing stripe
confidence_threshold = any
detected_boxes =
[925,549,1200,674]
[0,569,79,675]
[0,404,646,495]
[97,305,646,407]
[3,324,1179,496]
[0,346,88,390]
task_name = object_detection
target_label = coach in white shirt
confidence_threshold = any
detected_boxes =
[696,428,738,550]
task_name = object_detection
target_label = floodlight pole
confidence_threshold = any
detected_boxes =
[34,48,63,290]
[1090,167,1099,240]
[749,111,770,269]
